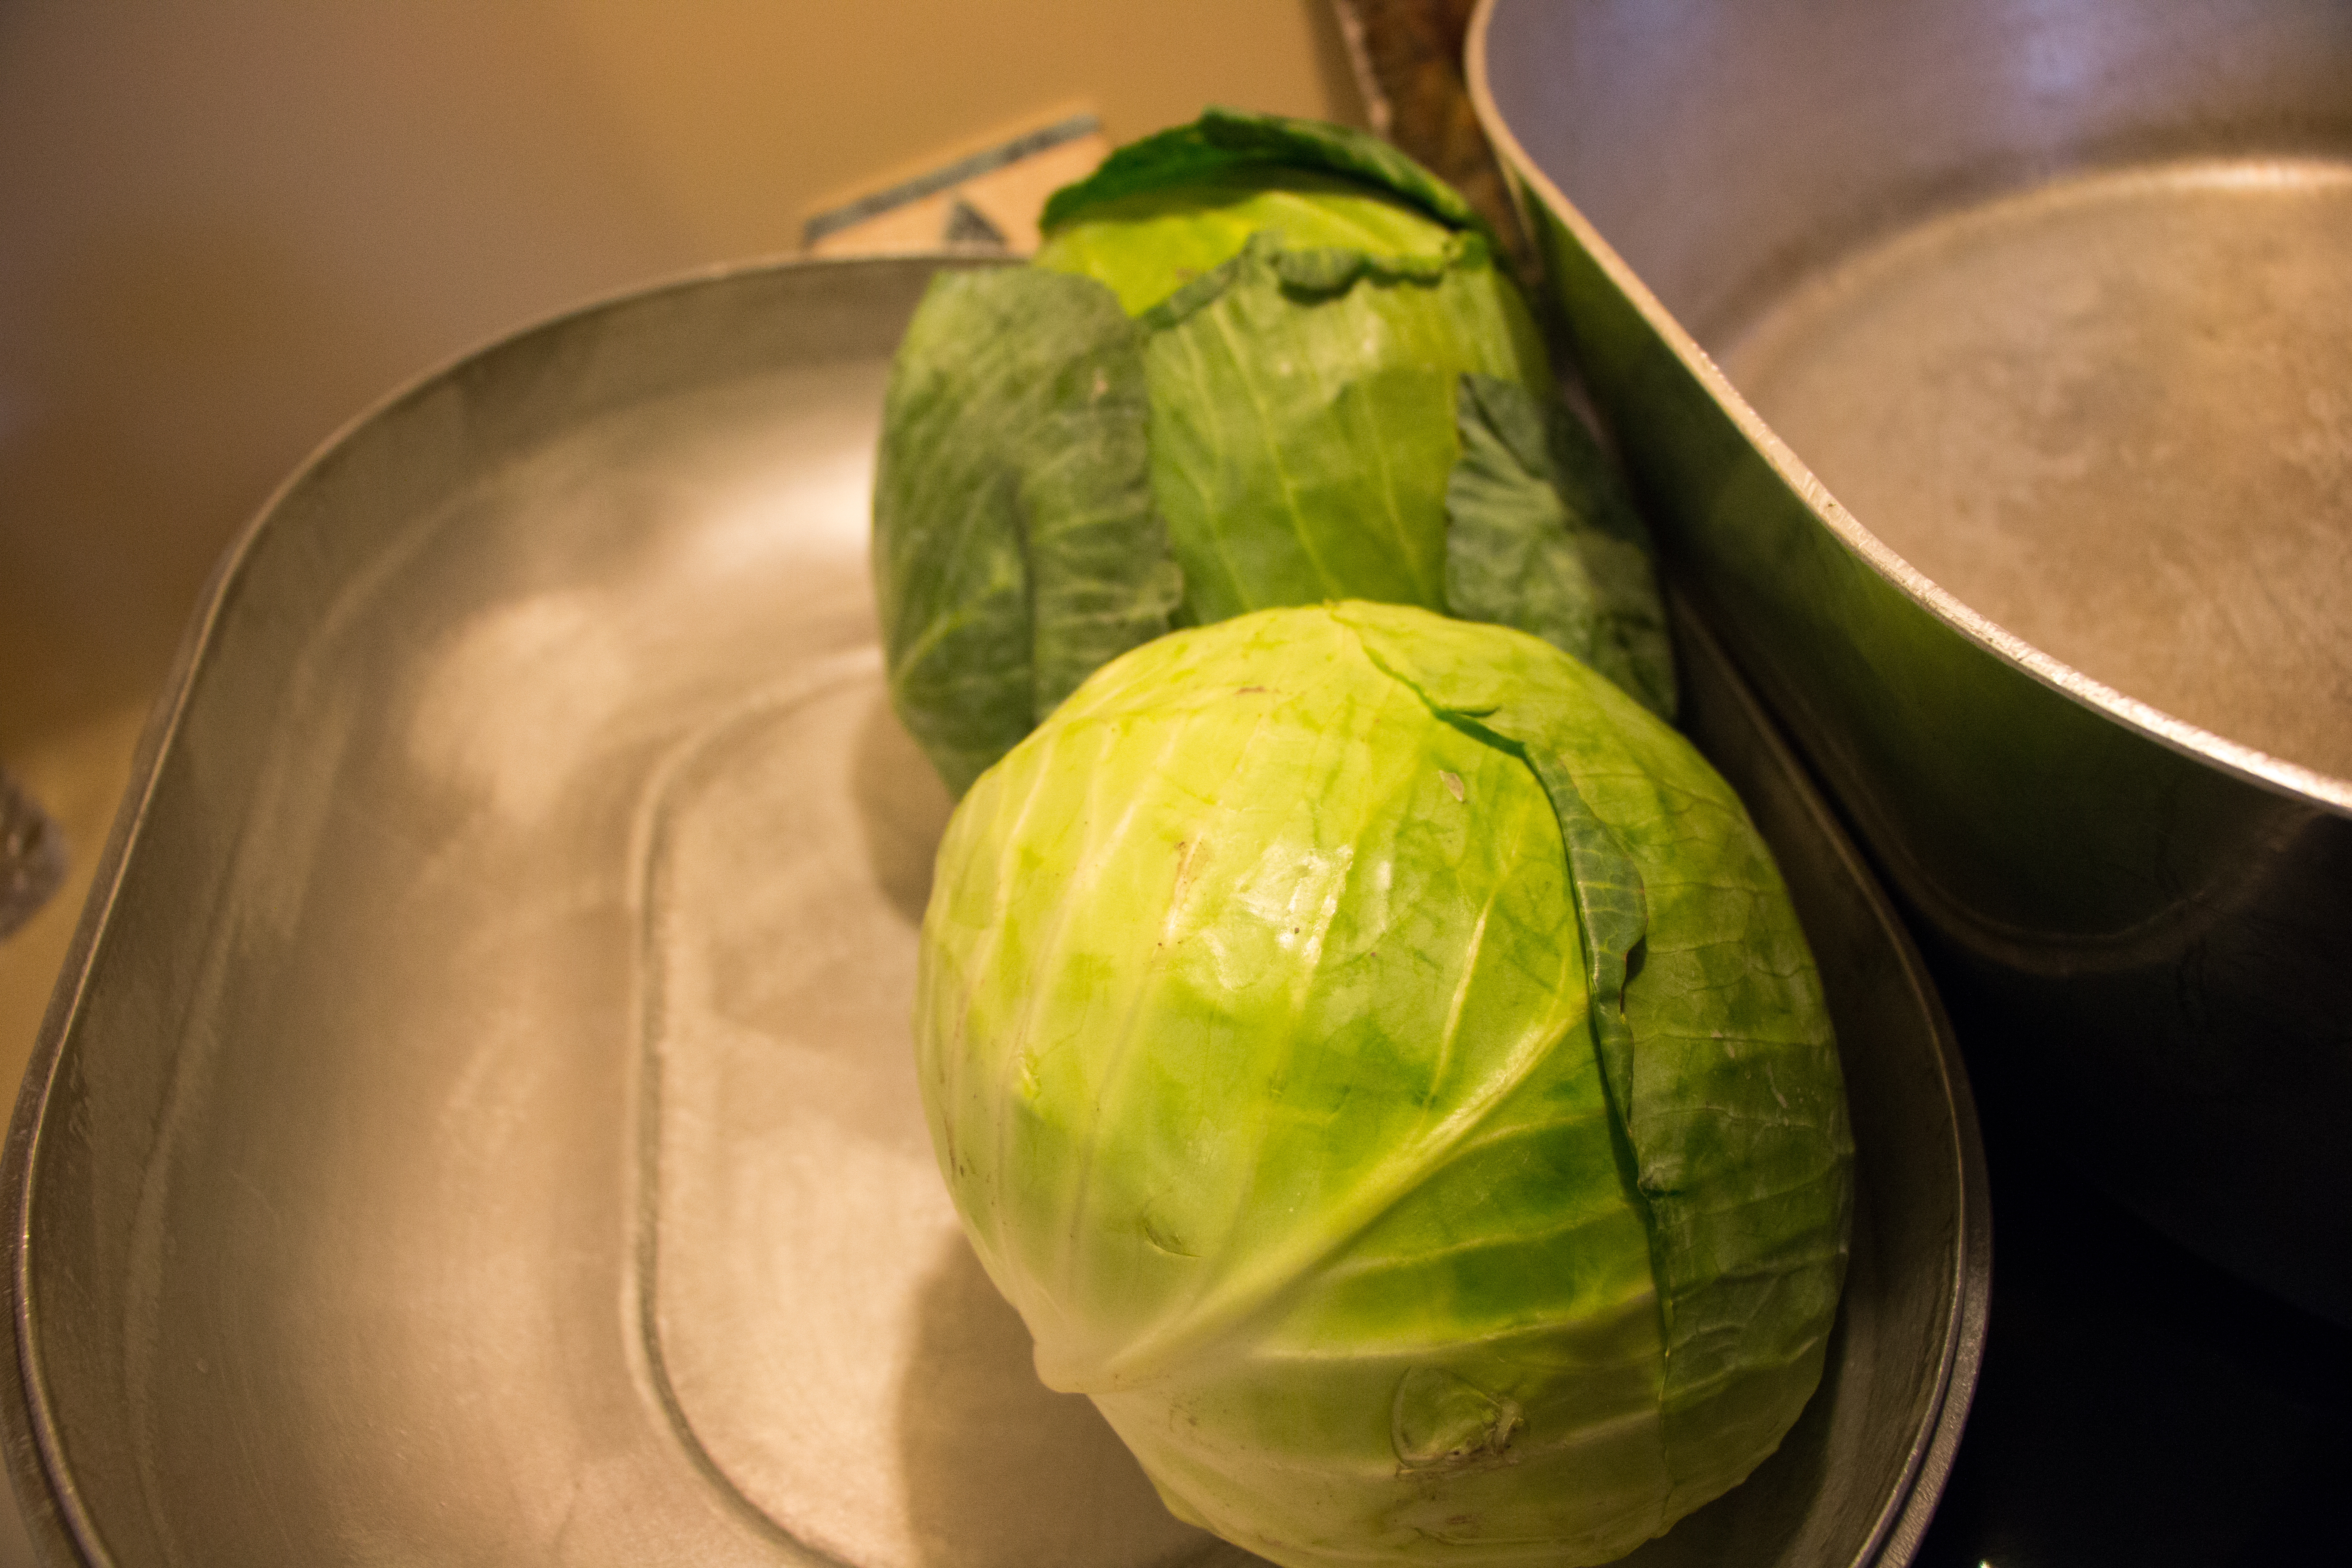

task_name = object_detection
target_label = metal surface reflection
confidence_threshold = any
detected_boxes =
[5,257,1981,1566]
[1474,0,2352,1326]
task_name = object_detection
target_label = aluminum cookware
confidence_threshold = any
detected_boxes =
[6,256,1984,1566]
[1473,0,2352,1325]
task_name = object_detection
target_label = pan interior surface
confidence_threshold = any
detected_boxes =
[636,655,1225,1568]
[1718,156,2352,781]
[6,259,1981,1568]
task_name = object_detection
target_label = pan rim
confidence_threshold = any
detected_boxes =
[1464,0,2352,823]
[2,245,1990,1568]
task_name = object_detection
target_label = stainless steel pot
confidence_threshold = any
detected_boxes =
[4,256,1984,1566]
[1473,0,2352,1326]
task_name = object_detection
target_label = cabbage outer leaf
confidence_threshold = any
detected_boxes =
[1041,105,1488,244]
[872,266,1179,795]
[1341,606,1854,1522]
[1034,167,1456,316]
[1137,232,1548,626]
[1445,374,1678,720]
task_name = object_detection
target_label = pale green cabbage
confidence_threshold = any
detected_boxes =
[915,602,1853,1568]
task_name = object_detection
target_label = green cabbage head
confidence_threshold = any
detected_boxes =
[915,603,1853,1568]
[873,110,1674,797]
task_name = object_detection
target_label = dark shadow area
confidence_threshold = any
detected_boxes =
[1915,1030,2352,1567]
[851,687,956,929]
[894,1232,1222,1568]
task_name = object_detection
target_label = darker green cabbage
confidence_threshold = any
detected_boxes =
[873,109,1674,796]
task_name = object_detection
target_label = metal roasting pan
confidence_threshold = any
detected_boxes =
[1472,0,2352,1326]
[4,255,1986,1567]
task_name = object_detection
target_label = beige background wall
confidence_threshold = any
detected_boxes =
[1,0,1363,751]
[0,10,1359,1552]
